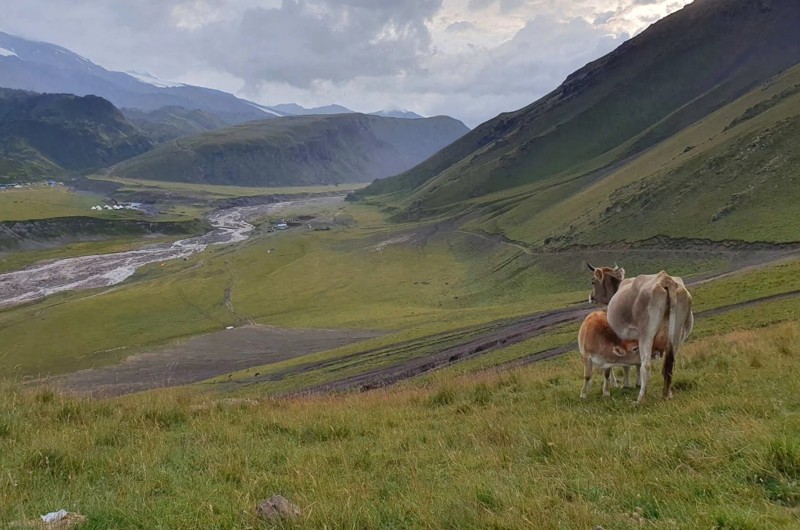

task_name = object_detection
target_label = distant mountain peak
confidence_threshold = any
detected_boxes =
[371,107,425,119]
[272,103,355,116]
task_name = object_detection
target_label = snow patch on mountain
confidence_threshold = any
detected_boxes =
[0,47,18,58]
[246,102,285,117]
[127,70,185,88]
[372,107,424,119]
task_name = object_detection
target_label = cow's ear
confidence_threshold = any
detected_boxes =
[616,268,626,280]
[594,268,604,282]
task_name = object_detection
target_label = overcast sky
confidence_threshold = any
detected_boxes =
[1,0,692,126]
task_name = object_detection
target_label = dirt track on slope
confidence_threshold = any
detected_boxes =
[286,253,800,396]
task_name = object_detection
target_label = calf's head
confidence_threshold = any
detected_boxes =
[587,262,625,305]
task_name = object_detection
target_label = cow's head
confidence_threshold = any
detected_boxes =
[587,262,625,305]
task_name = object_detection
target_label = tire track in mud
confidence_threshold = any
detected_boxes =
[288,279,800,397]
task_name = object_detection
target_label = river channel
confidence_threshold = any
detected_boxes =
[0,198,330,309]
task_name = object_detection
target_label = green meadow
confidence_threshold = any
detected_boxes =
[1,315,798,529]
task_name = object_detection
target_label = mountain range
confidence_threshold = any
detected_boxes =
[355,0,800,246]
[0,32,428,129]
[110,114,469,187]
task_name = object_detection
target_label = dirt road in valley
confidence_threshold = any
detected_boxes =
[0,196,343,309]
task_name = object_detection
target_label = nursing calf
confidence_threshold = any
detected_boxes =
[578,311,640,399]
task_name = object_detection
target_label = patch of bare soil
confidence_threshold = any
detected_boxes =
[48,325,380,397]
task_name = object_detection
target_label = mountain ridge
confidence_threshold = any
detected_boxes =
[110,113,469,187]
[0,31,285,124]
[0,87,152,179]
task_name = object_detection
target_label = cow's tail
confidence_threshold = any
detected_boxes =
[661,276,689,394]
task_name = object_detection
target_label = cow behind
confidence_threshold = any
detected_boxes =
[587,264,693,403]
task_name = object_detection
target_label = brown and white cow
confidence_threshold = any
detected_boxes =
[578,310,640,399]
[587,264,693,403]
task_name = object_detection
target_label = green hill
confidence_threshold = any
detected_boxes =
[121,106,228,144]
[0,88,153,180]
[355,0,800,246]
[110,114,469,187]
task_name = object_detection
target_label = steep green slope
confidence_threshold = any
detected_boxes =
[110,114,469,186]
[0,88,152,180]
[356,0,800,216]
[121,106,228,144]
[476,62,800,246]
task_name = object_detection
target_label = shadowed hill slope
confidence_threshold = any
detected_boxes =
[121,106,228,144]
[356,0,800,219]
[110,114,469,187]
[0,88,152,179]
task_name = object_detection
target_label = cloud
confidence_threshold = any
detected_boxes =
[193,0,442,89]
[0,0,692,126]
[445,20,476,32]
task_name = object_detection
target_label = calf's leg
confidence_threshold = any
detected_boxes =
[602,368,613,397]
[580,357,593,399]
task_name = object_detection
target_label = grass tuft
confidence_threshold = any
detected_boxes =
[428,387,456,407]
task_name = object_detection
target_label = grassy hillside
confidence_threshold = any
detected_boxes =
[121,106,228,144]
[464,61,800,247]
[1,312,799,528]
[0,88,152,180]
[110,114,469,187]
[355,0,800,232]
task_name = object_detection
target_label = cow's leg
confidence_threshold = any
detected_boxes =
[580,357,593,399]
[603,368,613,397]
[636,292,669,403]
[637,343,653,403]
[662,348,675,399]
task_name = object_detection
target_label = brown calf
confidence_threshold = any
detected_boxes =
[578,311,640,399]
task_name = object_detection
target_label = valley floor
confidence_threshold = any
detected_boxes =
[2,190,800,528]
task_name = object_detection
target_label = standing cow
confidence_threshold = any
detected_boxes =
[587,264,693,403]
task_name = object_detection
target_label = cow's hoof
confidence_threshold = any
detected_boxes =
[580,394,587,400]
